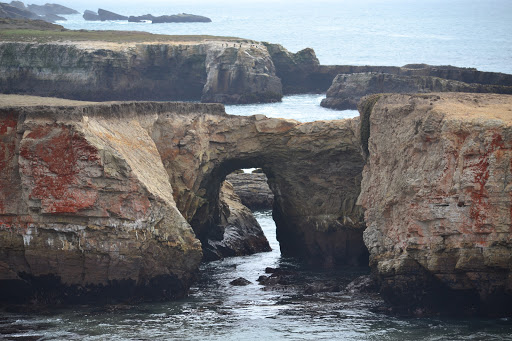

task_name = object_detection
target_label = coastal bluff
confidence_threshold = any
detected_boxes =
[0,95,365,303]
[359,93,512,315]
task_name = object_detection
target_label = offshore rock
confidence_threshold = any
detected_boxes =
[202,43,283,103]
[151,13,212,23]
[0,101,203,304]
[0,3,39,20]
[321,72,512,110]
[203,181,271,261]
[358,93,512,316]
[97,9,128,21]
[154,110,367,266]
[83,10,100,21]
[26,3,79,15]
[226,172,273,210]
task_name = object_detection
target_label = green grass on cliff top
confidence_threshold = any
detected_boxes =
[0,19,245,43]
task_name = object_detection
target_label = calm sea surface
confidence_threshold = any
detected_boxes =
[2,1,512,339]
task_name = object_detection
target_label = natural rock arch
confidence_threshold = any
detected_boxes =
[151,109,368,266]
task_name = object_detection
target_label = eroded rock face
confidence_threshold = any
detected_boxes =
[358,93,512,315]
[202,44,283,103]
[321,73,512,110]
[0,102,203,303]
[226,172,273,210]
[152,111,367,266]
[0,41,282,104]
[203,181,271,261]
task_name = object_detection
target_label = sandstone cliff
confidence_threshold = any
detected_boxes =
[0,100,205,303]
[153,111,367,266]
[358,93,512,315]
[321,72,512,110]
[0,36,283,104]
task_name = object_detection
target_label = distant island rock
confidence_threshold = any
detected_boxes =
[84,8,211,23]
[1,1,78,22]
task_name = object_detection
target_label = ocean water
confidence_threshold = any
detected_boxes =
[2,212,512,340]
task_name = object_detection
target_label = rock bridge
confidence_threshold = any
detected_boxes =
[0,99,366,303]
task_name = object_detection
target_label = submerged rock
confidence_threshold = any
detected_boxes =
[230,277,252,286]
[321,72,512,110]
[358,93,512,316]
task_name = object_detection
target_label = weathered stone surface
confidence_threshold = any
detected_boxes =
[321,72,512,110]
[0,40,282,104]
[263,43,323,94]
[358,93,512,315]
[0,101,204,303]
[202,43,283,104]
[203,180,271,261]
[226,172,273,210]
[152,110,367,266]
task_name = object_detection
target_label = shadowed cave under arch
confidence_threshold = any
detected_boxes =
[152,110,369,266]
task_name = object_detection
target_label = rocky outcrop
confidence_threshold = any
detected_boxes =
[152,13,211,23]
[203,181,271,261]
[154,112,367,266]
[0,3,39,20]
[26,3,79,15]
[128,14,154,22]
[358,93,512,315]
[321,73,512,110]
[96,8,128,21]
[0,101,206,304]
[202,44,283,103]
[263,43,325,94]
[83,10,99,21]
[0,39,284,104]
[226,172,273,210]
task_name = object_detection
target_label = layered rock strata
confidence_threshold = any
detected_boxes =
[321,72,512,110]
[0,40,282,104]
[0,101,204,303]
[358,93,512,315]
[226,172,274,210]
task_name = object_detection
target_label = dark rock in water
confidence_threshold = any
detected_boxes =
[345,275,377,294]
[152,13,212,23]
[321,72,512,110]
[0,3,39,20]
[304,281,342,294]
[226,172,273,211]
[202,181,271,261]
[230,277,252,286]
[27,3,79,15]
[128,14,155,22]
[83,10,100,21]
[97,8,128,21]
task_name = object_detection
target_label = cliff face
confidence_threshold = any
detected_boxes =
[321,73,512,110]
[358,93,512,315]
[202,44,282,104]
[151,111,367,266]
[0,102,204,303]
[0,97,367,303]
[0,40,285,104]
